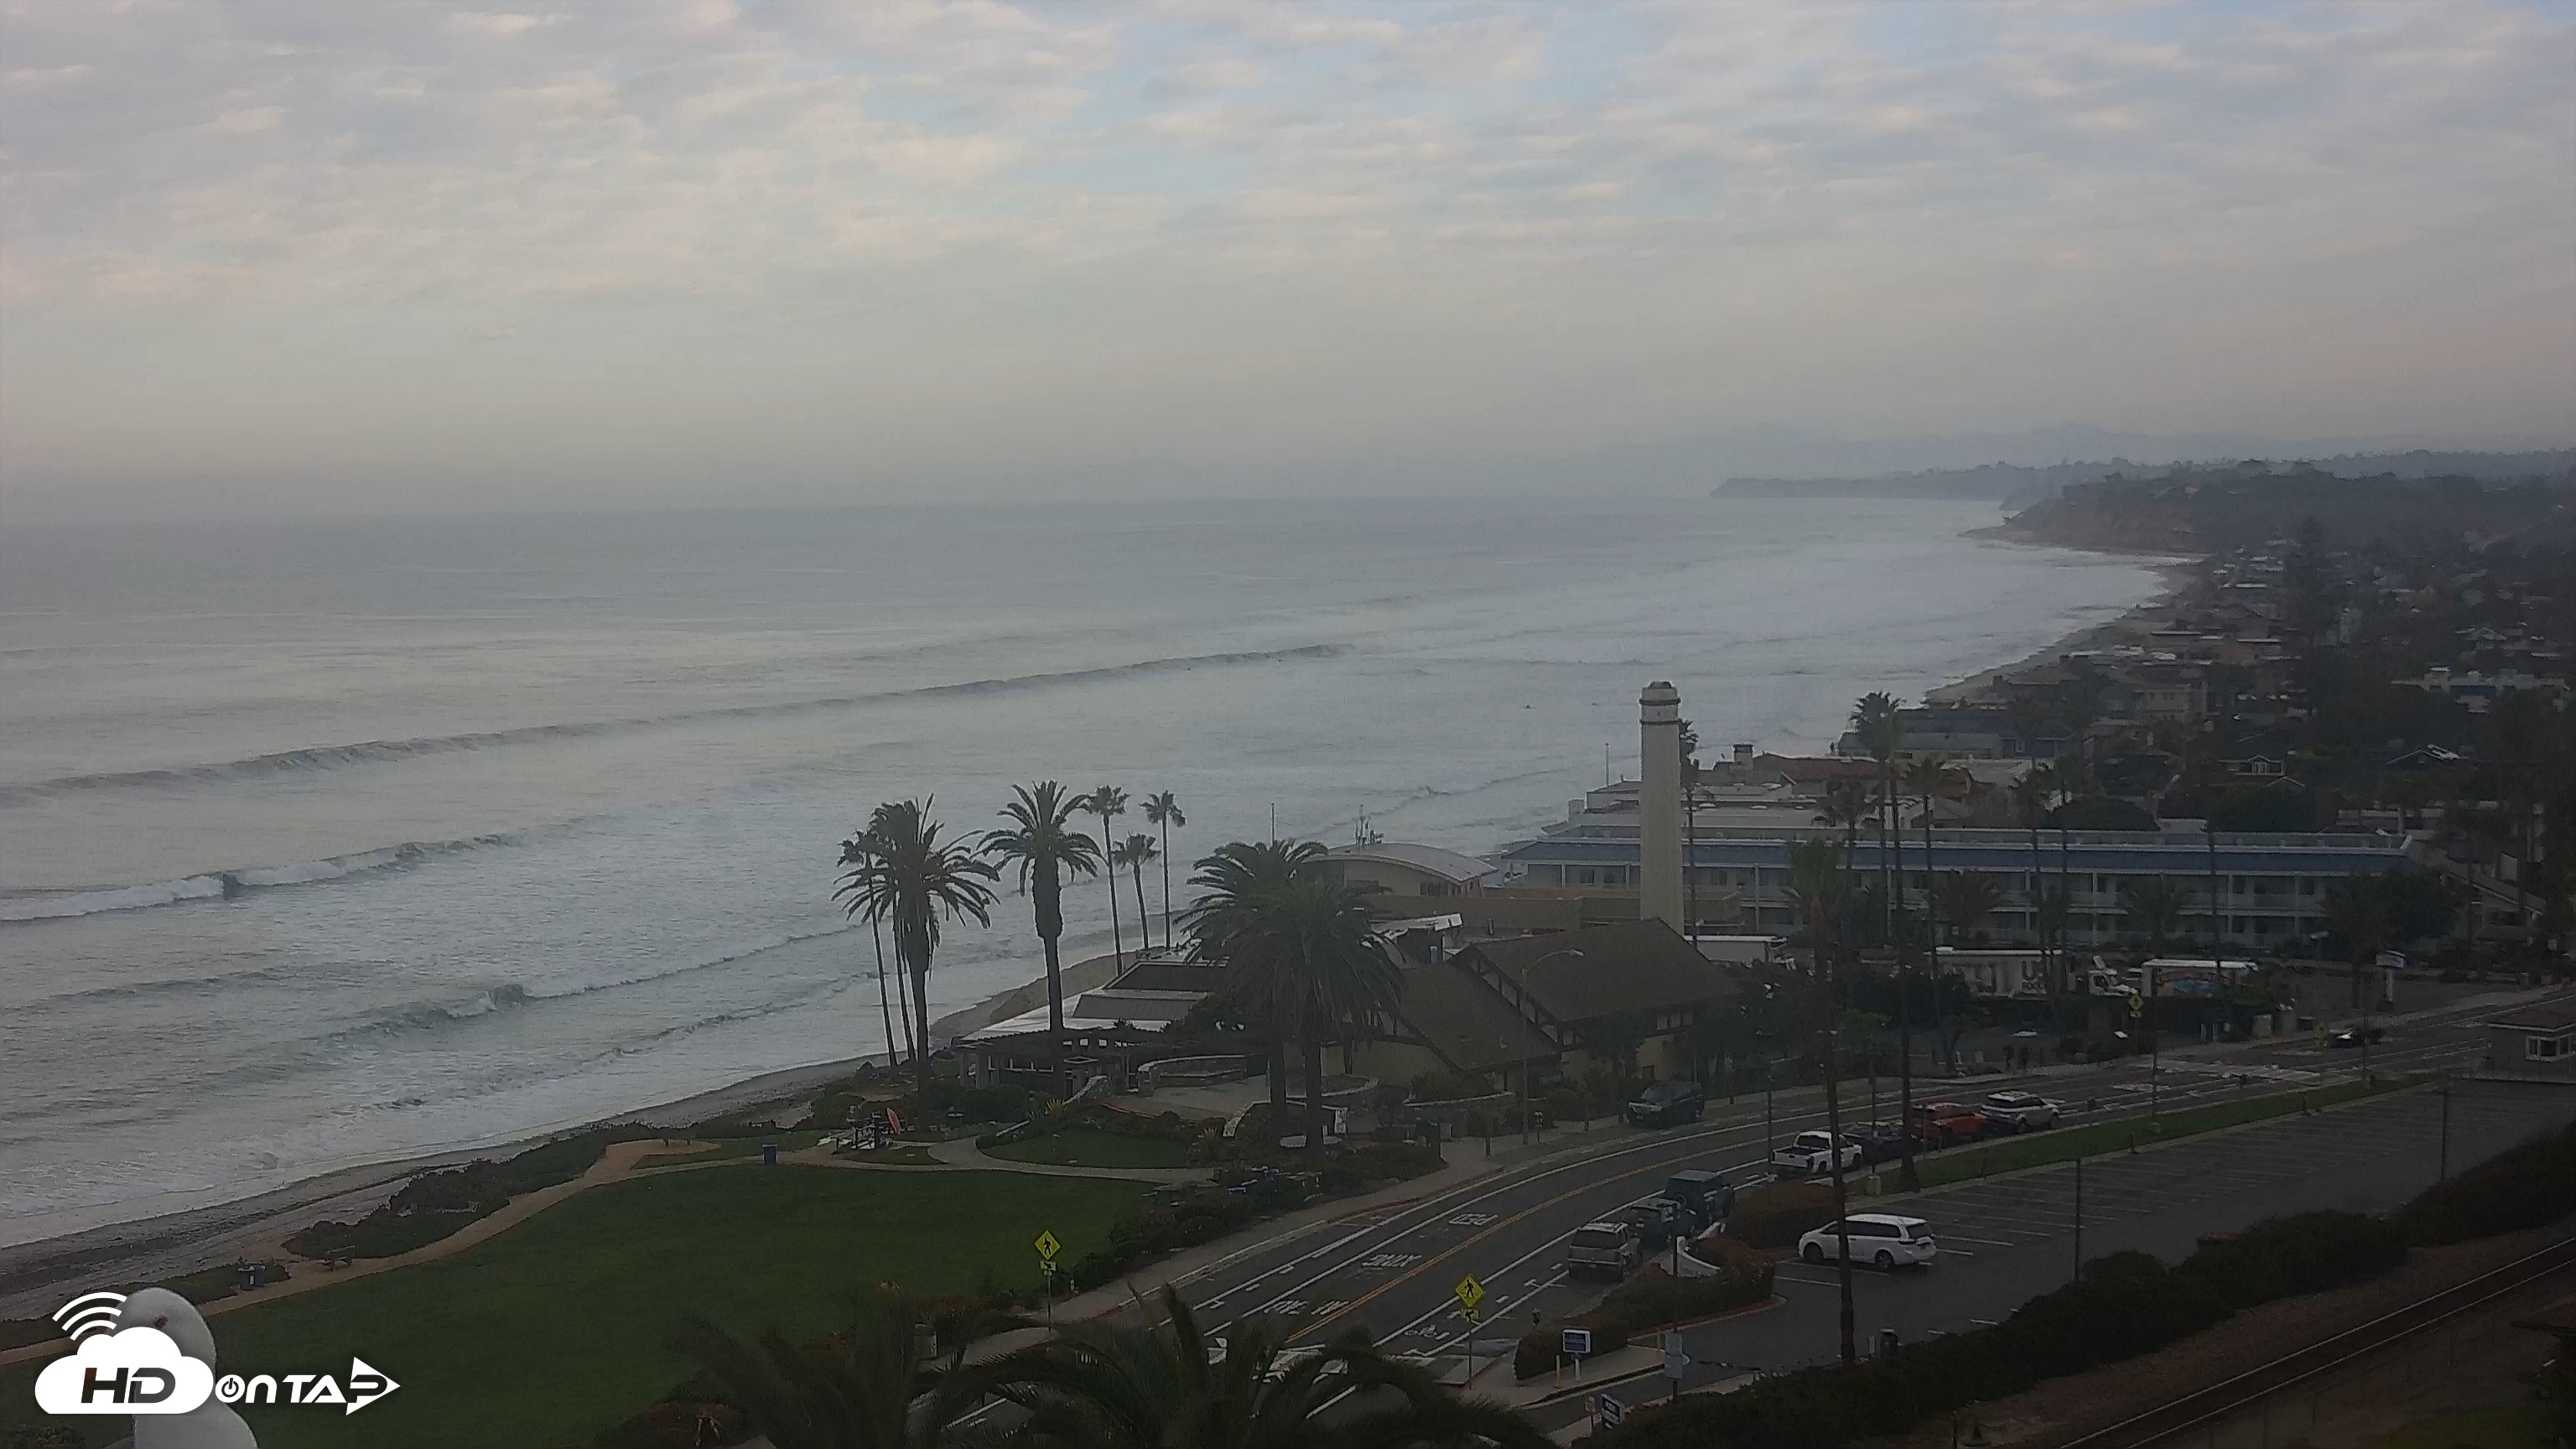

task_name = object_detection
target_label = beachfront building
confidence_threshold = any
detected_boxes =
[1321,842,1495,898]
[1494,822,2418,953]
[1358,919,1739,1092]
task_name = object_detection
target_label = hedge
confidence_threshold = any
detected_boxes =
[2399,1117,2576,1245]
[286,1125,657,1260]
[1596,1249,1774,1329]
[1514,1313,1629,1380]
[1592,1210,2402,1449]
[1728,1180,1836,1248]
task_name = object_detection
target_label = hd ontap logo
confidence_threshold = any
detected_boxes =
[34,1291,397,1418]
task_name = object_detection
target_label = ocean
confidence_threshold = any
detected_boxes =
[0,495,2167,1245]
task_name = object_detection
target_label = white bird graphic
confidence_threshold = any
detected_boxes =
[106,1287,258,1449]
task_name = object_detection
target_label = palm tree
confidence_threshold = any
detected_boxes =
[1853,692,1906,945]
[864,798,999,1098]
[835,828,897,1069]
[1784,836,1858,1369]
[1182,839,1329,1142]
[1820,777,1873,878]
[677,1284,935,1449]
[1116,834,1160,953]
[2013,765,2059,989]
[1142,791,1187,950]
[980,782,1104,1036]
[941,1285,1546,1449]
[1081,785,1131,964]
[1935,870,2007,948]
[1265,873,1404,1150]
[2122,875,2191,959]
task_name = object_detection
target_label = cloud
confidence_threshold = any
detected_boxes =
[0,0,2568,517]
[34,1327,216,1415]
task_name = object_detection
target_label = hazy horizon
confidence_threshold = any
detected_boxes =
[4,1,2573,523]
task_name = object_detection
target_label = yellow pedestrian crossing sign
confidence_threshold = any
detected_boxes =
[1035,1229,1062,1262]
[1453,1274,1485,1314]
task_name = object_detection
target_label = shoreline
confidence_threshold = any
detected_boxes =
[1,522,2183,1305]
[0,954,1130,1316]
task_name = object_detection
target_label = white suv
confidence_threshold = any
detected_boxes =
[1799,1214,1938,1270]
[1981,1091,2061,1133]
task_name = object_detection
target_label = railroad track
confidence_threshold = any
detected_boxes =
[2060,1233,2576,1449]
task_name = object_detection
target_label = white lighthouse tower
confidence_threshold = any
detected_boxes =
[1639,680,1685,931]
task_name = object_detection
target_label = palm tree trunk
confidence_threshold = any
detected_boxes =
[1304,1029,1328,1154]
[1266,1036,1290,1150]
[1103,833,1124,964]
[1131,860,1153,955]
[871,917,898,1072]
[877,916,909,1067]
[1041,928,1066,1034]
[1158,822,1173,952]
[912,957,933,1099]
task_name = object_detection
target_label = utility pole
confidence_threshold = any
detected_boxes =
[2071,1155,2085,1280]
[2439,1070,2452,1180]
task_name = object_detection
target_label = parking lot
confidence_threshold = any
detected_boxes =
[1705,1080,2576,1369]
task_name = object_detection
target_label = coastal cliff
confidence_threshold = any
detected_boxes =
[1992,460,2576,555]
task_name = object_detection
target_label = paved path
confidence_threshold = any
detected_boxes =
[924,1137,1208,1184]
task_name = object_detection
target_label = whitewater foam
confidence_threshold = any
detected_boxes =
[0,834,521,922]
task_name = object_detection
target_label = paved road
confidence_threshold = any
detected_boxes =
[1165,988,2557,1405]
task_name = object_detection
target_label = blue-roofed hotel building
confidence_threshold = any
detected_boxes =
[1493,818,2418,952]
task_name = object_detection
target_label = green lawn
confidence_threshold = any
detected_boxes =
[1913,1076,2421,1189]
[2,1167,1142,1449]
[986,1128,1191,1169]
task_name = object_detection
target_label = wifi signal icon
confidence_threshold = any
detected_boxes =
[51,1291,127,1343]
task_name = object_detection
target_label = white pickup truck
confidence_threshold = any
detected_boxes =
[1770,1130,1863,1177]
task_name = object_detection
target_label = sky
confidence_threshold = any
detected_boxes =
[3,0,2572,521]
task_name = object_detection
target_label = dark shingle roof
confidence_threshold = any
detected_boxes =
[1394,961,1555,1074]
[1466,920,1738,1023]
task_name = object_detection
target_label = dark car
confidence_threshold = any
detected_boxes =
[1846,1122,1908,1163]
[2328,1025,2388,1048]
[1610,1198,1681,1251]
[1626,1078,1706,1128]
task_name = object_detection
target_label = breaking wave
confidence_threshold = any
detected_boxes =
[0,644,1349,802]
[0,834,520,924]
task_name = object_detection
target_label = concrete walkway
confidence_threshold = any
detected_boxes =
[924,1136,1208,1185]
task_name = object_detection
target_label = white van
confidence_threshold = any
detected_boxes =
[1798,1214,1937,1270]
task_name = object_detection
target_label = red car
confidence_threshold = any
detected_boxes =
[1907,1101,1988,1147]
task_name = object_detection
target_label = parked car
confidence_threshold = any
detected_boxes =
[1664,1170,1735,1235]
[1566,1218,1643,1279]
[1798,1214,1939,1270]
[1907,1101,1989,1146]
[1981,1091,2061,1133]
[1771,1130,1864,1177]
[1626,1078,1706,1128]
[1610,1198,1680,1252]
[2328,1026,2387,1048]
[1846,1122,1908,1162]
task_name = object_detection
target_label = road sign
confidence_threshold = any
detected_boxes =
[1561,1327,1593,1358]
[1596,1394,1626,1427]
[1034,1229,1062,1262]
[1664,1343,1690,1379]
[2127,990,2143,1017]
[1452,1274,1485,1313]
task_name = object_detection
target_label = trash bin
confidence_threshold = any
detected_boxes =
[761,1142,780,1166]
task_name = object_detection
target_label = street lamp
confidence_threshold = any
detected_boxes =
[1519,948,1587,1144]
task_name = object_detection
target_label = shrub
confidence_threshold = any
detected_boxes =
[1511,1314,1629,1380]
[1595,1255,1773,1329]
[2400,1119,2576,1245]
[2178,1211,2407,1306]
[1729,1180,1836,1248]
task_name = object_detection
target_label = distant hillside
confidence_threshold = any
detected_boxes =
[1718,448,2576,506]
[1997,460,2576,554]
